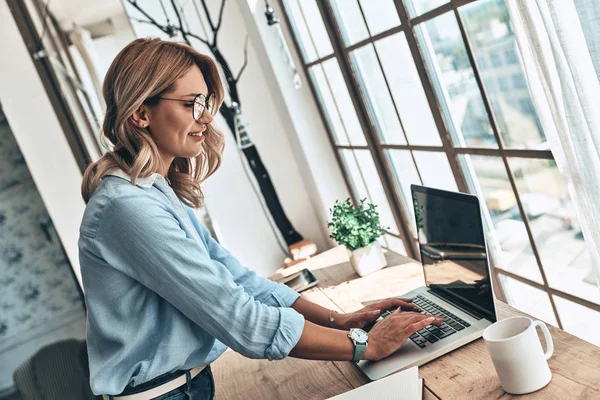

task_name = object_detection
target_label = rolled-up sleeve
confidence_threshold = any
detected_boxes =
[95,195,304,360]
[185,206,301,308]
[266,308,305,360]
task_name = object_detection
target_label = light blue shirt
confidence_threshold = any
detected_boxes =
[78,169,305,395]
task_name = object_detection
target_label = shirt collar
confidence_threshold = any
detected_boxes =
[105,168,165,188]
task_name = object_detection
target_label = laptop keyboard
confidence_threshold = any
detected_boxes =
[380,295,471,348]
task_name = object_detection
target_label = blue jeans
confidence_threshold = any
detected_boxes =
[109,366,214,400]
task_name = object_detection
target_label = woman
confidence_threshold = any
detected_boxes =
[78,38,442,400]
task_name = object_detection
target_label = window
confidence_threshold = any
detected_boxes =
[479,56,488,70]
[282,0,600,344]
[498,76,511,90]
[512,73,527,89]
[505,48,519,64]
[11,0,103,171]
[519,98,535,114]
[491,52,503,66]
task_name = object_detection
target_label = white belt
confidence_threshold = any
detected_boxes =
[102,365,207,400]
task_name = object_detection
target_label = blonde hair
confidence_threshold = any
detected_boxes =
[81,38,225,208]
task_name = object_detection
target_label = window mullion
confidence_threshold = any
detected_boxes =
[316,0,418,259]
[452,4,563,328]
[392,0,469,194]
[278,0,360,210]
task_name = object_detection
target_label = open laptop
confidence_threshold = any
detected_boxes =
[357,184,498,380]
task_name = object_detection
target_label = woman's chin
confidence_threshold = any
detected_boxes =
[183,148,203,159]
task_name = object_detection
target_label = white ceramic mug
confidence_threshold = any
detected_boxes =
[483,316,554,395]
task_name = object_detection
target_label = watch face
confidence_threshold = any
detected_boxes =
[350,328,368,343]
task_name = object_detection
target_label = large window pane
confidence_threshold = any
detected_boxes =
[461,0,546,149]
[412,151,457,192]
[309,65,349,145]
[384,234,407,256]
[284,0,333,62]
[339,149,369,200]
[376,33,441,146]
[508,158,600,305]
[322,60,368,146]
[553,296,600,346]
[405,0,448,17]
[340,150,399,236]
[329,0,369,46]
[354,151,399,236]
[309,60,367,146]
[499,275,558,326]
[461,155,544,284]
[352,44,406,145]
[416,12,497,148]
[359,0,400,36]
[387,150,422,236]
[330,0,401,46]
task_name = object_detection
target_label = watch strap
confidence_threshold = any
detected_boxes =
[352,341,366,363]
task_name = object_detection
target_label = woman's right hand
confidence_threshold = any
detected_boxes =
[365,310,443,361]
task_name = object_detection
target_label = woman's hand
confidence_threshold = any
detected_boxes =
[364,310,443,361]
[289,297,436,361]
[335,297,420,330]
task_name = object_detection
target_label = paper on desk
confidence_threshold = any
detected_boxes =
[328,366,422,400]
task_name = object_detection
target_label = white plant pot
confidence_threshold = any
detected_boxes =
[349,241,388,277]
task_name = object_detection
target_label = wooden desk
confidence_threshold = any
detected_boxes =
[212,247,600,399]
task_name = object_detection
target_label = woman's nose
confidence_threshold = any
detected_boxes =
[200,110,214,124]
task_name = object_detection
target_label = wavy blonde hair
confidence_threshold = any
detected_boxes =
[81,37,225,208]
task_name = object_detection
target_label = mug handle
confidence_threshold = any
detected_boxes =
[533,320,554,359]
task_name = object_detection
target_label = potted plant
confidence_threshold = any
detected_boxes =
[328,198,389,277]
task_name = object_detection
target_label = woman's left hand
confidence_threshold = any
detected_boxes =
[334,297,419,330]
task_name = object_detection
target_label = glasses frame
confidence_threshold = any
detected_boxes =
[157,92,216,121]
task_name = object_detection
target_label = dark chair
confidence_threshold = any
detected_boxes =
[13,339,100,400]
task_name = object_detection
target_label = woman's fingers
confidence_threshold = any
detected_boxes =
[391,313,443,338]
[367,312,440,360]
[395,312,443,325]
[378,297,419,312]
[403,316,437,337]
[356,309,382,326]
[392,312,434,326]
[378,313,432,338]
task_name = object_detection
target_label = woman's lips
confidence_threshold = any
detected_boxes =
[188,125,207,136]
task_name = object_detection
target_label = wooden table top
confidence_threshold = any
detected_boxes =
[212,246,600,399]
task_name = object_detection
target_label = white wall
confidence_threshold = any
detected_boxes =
[92,14,137,80]
[236,0,351,243]
[0,1,85,288]
[125,0,331,276]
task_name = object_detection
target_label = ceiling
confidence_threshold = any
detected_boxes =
[48,0,128,32]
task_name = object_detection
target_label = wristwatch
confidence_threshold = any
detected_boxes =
[348,328,368,362]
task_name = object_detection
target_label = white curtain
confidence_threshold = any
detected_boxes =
[505,0,600,290]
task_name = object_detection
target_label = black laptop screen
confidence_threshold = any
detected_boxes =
[412,185,496,321]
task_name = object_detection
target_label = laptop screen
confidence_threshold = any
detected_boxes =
[411,185,496,322]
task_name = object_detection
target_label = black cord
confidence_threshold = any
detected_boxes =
[233,112,289,257]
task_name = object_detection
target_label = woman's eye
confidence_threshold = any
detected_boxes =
[183,102,194,108]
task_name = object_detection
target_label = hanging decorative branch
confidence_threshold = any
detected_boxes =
[124,0,306,249]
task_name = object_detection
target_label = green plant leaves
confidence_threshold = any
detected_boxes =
[327,198,389,251]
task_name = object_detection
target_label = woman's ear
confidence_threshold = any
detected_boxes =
[131,105,151,129]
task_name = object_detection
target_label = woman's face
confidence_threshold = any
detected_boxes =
[137,65,214,174]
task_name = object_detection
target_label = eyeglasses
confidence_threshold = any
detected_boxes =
[157,92,216,121]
